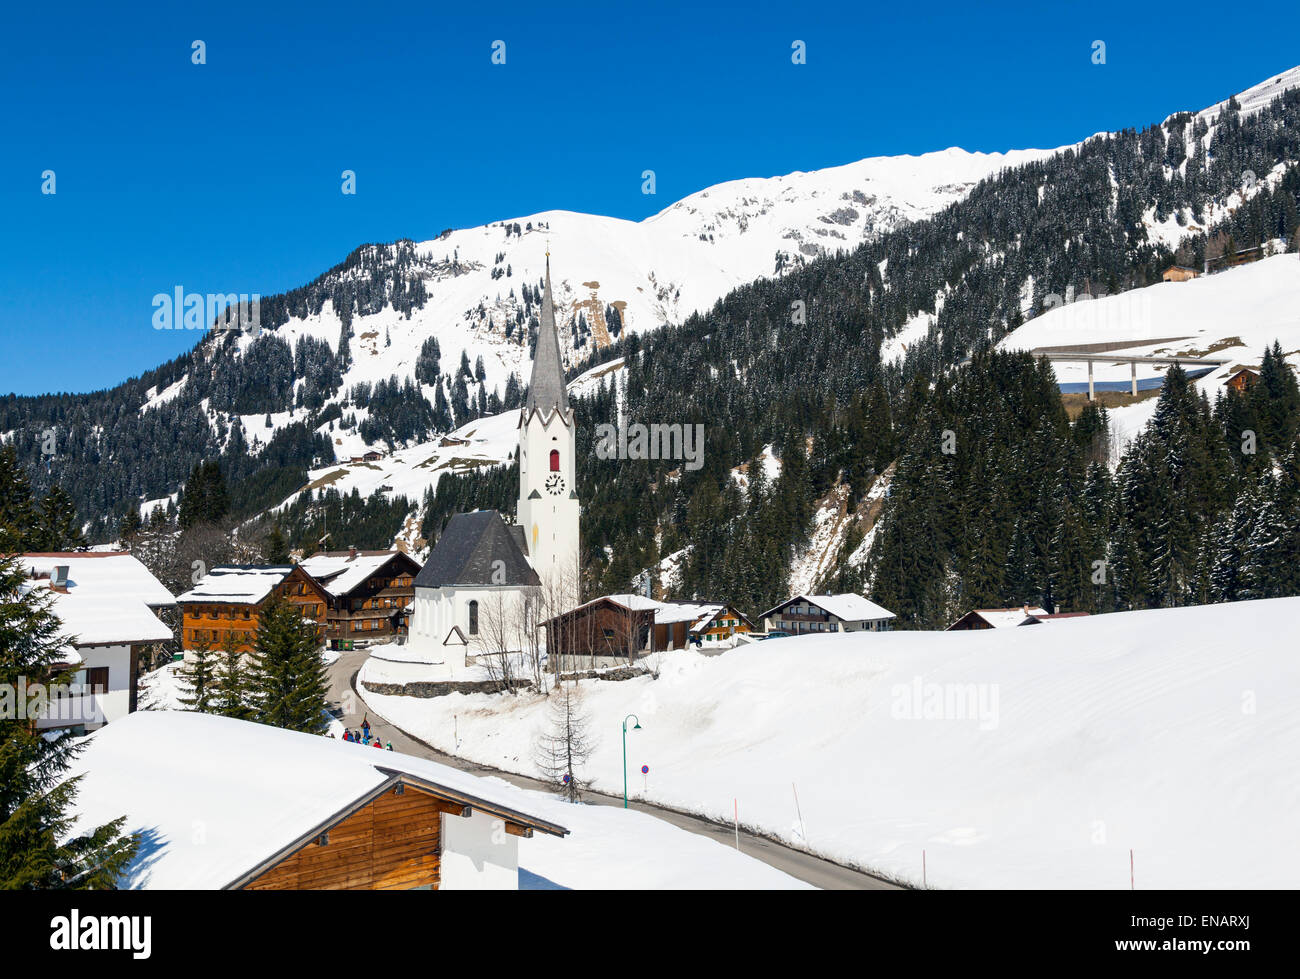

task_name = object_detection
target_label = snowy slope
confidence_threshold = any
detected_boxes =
[360,597,1300,889]
[998,253,1300,452]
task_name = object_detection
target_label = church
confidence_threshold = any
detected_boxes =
[405,256,580,675]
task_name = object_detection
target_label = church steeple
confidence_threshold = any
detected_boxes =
[525,254,569,420]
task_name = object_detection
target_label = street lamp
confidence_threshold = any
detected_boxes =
[622,713,642,808]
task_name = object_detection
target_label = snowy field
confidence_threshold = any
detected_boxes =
[361,598,1300,889]
[515,790,811,890]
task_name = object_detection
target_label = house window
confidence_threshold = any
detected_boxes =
[549,449,560,472]
[468,600,479,635]
[85,667,109,695]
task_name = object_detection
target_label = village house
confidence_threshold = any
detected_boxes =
[690,603,755,645]
[1205,243,1267,273]
[18,552,176,732]
[176,564,330,655]
[1226,367,1260,393]
[1161,265,1199,282]
[298,549,421,649]
[66,711,568,889]
[544,595,756,671]
[759,594,896,635]
[945,605,1090,630]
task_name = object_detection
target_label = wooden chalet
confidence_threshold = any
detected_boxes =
[298,549,421,648]
[544,594,757,670]
[1162,265,1199,282]
[944,605,1091,630]
[690,604,755,644]
[67,712,568,890]
[1226,367,1260,393]
[544,596,654,669]
[176,564,330,654]
[1206,244,1266,273]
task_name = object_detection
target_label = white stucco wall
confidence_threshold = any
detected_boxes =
[36,644,133,731]
[439,809,520,890]
[517,410,579,585]
[408,584,538,675]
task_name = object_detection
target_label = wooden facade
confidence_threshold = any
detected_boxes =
[181,565,329,654]
[1161,265,1199,282]
[314,552,420,647]
[234,775,564,891]
[545,597,654,664]
[1226,367,1260,393]
[244,785,446,891]
[693,605,754,643]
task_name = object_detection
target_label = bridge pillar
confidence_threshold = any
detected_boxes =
[1088,361,1094,401]
[1131,361,1137,397]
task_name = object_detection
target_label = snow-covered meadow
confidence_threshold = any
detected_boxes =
[361,598,1300,889]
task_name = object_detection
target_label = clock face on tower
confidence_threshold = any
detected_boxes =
[545,473,566,496]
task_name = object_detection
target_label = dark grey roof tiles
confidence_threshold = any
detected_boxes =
[414,510,540,589]
[524,257,570,421]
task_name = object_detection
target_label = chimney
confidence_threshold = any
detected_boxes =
[348,546,357,559]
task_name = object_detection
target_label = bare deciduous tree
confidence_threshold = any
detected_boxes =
[474,590,524,694]
[535,566,581,685]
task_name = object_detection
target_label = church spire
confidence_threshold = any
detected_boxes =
[525,253,570,419]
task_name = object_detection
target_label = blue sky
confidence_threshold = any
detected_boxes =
[1,0,1297,396]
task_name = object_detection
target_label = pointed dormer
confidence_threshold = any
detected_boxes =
[524,255,570,424]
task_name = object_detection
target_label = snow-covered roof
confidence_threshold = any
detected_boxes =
[760,594,896,623]
[65,711,569,890]
[21,553,175,608]
[175,565,294,604]
[951,607,1051,629]
[19,553,175,647]
[298,552,405,598]
[603,594,724,626]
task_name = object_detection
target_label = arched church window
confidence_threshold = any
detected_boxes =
[468,600,479,635]
[549,449,560,472]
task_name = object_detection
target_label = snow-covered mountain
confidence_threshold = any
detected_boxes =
[142,144,1063,451]
[214,64,1300,555]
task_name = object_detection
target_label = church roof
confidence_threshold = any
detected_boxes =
[414,510,540,589]
[524,256,570,421]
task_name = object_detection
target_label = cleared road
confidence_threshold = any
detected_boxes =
[326,648,902,891]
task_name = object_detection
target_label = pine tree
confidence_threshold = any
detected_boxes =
[263,524,289,564]
[0,555,138,888]
[213,634,254,721]
[0,446,36,548]
[35,486,83,552]
[249,593,328,733]
[179,642,220,713]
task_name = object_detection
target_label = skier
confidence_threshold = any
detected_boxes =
[343,730,352,742]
